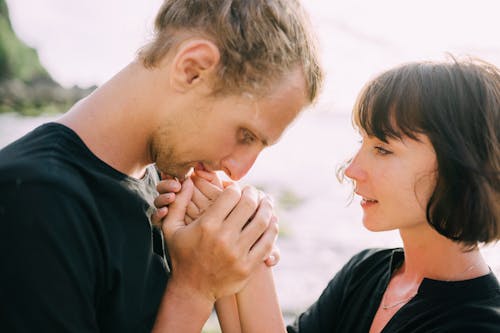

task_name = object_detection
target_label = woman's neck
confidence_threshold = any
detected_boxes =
[398,224,489,283]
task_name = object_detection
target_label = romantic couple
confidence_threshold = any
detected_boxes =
[0,0,499,332]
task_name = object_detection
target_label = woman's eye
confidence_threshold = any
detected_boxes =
[374,146,392,155]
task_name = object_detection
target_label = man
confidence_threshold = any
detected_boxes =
[0,0,322,331]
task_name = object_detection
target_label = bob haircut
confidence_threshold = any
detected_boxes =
[350,57,500,248]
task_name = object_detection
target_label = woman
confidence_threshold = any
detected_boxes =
[154,57,500,332]
[284,57,500,333]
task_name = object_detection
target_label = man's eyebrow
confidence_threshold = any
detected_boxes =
[254,129,270,146]
[245,126,270,147]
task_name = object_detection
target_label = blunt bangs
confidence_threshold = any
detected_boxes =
[353,63,427,142]
[350,58,500,247]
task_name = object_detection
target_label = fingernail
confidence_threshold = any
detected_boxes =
[169,180,181,190]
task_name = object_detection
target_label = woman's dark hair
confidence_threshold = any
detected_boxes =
[349,57,500,247]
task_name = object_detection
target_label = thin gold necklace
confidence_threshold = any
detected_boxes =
[381,264,476,310]
[382,292,417,310]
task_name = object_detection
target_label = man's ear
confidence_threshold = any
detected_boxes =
[170,39,220,93]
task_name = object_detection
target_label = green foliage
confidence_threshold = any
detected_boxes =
[278,189,304,211]
[0,0,94,116]
[0,1,49,82]
[0,102,68,116]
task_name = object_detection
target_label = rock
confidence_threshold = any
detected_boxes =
[0,0,95,116]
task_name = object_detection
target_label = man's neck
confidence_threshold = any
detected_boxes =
[57,61,165,179]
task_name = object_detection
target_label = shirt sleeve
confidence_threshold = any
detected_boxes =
[0,181,102,332]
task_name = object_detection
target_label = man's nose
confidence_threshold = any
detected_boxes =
[221,150,260,181]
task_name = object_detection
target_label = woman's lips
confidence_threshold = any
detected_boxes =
[360,197,378,208]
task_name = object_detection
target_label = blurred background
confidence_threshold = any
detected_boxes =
[1,0,499,331]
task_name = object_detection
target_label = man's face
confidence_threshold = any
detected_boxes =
[152,69,308,180]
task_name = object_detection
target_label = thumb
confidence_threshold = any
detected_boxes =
[162,178,194,237]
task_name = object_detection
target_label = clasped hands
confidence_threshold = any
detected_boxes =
[151,168,280,304]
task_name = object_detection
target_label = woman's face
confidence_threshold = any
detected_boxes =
[345,131,438,232]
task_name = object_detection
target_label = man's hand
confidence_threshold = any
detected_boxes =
[162,178,278,303]
[154,169,281,266]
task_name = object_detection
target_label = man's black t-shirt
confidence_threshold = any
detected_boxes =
[287,248,500,333]
[0,123,168,332]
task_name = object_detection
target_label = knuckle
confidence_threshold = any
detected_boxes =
[243,185,258,198]
[199,219,216,235]
[227,251,240,266]
[219,233,234,251]
[224,184,241,199]
[240,192,259,211]
[235,263,251,278]
[240,198,257,213]
[254,215,269,230]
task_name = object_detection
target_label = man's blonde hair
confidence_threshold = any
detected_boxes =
[139,0,323,102]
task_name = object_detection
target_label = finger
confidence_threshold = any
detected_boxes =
[201,183,242,223]
[151,207,168,227]
[191,182,213,210]
[224,186,260,231]
[184,215,194,225]
[194,169,223,188]
[238,197,273,250]
[192,175,222,201]
[186,200,201,220]
[157,178,181,194]
[247,216,279,266]
[162,178,194,237]
[264,245,281,267]
[153,192,176,208]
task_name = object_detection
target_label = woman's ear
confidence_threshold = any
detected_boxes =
[169,39,220,93]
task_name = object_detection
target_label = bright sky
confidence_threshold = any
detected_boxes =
[6,0,500,110]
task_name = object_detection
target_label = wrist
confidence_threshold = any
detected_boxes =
[153,278,215,332]
[166,276,216,310]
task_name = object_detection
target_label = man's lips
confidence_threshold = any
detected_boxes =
[195,162,214,173]
[193,162,203,170]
